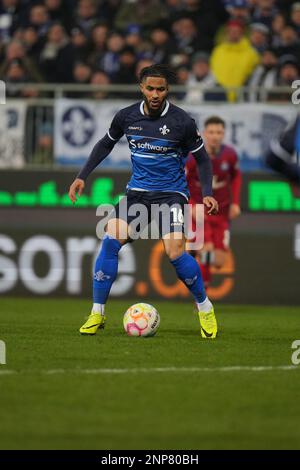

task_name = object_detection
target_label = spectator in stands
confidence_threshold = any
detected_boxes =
[39,23,74,83]
[100,31,124,79]
[211,18,260,101]
[148,25,174,64]
[247,48,277,101]
[271,12,286,48]
[171,16,202,57]
[184,52,218,103]
[249,22,270,53]
[252,0,278,27]
[70,25,90,62]
[4,58,39,97]
[0,0,22,43]
[290,3,300,35]
[267,54,299,102]
[175,64,189,86]
[45,0,71,31]
[87,22,109,65]
[73,0,98,36]
[215,0,251,45]
[181,0,228,51]
[135,58,154,80]
[29,4,50,38]
[225,0,250,21]
[0,39,42,82]
[22,26,43,62]
[275,25,300,57]
[96,0,123,28]
[73,60,92,83]
[32,122,53,165]
[114,0,168,33]
[124,24,150,60]
[113,45,137,97]
[90,69,111,99]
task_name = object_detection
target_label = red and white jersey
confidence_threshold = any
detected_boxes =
[186,144,242,216]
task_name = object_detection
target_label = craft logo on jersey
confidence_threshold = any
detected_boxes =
[62,106,96,147]
[221,162,229,171]
[159,124,170,135]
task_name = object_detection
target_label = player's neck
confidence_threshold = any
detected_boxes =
[207,145,221,157]
[143,100,167,117]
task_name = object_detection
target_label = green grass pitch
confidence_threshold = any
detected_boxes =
[0,297,300,450]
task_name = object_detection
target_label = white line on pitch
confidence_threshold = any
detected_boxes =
[0,365,299,375]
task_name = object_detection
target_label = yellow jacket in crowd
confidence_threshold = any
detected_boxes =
[211,37,260,101]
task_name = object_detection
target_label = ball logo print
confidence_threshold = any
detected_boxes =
[123,303,160,337]
[62,106,95,146]
[0,340,6,365]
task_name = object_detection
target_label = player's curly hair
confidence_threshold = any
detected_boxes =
[139,64,176,84]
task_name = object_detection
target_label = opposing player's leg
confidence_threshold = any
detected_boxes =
[80,218,129,335]
[163,231,217,339]
[199,217,230,286]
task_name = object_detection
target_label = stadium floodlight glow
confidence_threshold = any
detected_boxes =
[249,181,300,211]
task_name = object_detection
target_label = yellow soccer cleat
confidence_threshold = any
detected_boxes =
[198,307,217,339]
[79,312,106,335]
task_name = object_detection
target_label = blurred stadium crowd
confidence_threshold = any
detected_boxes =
[0,0,299,101]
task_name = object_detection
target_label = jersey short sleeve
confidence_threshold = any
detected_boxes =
[107,110,125,142]
[182,117,204,154]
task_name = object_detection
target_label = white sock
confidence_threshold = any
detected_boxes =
[92,303,105,315]
[197,297,213,313]
[200,251,215,265]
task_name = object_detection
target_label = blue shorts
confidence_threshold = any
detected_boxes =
[113,189,187,238]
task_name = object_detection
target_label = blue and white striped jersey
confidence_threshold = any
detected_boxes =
[107,100,204,199]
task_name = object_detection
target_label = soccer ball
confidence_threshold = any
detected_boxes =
[123,303,160,337]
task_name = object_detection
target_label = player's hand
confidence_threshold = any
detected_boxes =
[68,178,85,204]
[229,203,241,220]
[203,196,219,215]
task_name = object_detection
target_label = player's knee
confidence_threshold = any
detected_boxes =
[214,251,227,269]
[106,218,128,244]
[165,244,185,260]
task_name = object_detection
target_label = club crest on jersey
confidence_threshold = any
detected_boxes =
[221,162,229,171]
[159,124,170,135]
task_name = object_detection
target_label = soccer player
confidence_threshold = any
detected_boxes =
[68,64,219,338]
[186,116,242,287]
[265,113,300,185]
